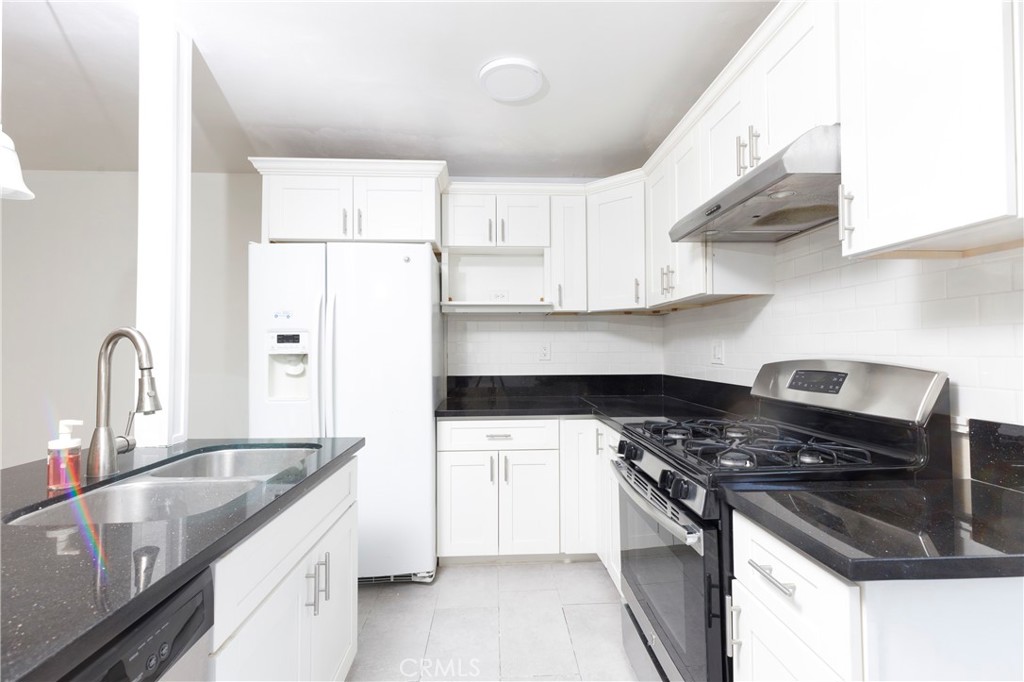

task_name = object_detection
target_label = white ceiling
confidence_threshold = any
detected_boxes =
[5,1,777,177]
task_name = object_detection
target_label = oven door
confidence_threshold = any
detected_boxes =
[613,460,723,682]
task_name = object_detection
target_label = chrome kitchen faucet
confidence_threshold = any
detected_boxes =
[87,327,162,480]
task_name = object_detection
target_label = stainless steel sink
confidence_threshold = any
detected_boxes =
[7,478,259,526]
[149,447,316,479]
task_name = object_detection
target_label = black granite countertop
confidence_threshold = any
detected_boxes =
[1,437,363,682]
[722,479,1024,581]
[436,395,593,417]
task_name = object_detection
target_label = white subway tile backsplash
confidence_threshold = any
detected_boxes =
[896,271,947,303]
[978,291,1024,325]
[447,236,1022,425]
[946,261,1014,297]
[920,297,978,328]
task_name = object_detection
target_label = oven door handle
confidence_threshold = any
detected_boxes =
[611,460,704,555]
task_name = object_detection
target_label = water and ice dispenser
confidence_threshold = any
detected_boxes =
[266,332,310,400]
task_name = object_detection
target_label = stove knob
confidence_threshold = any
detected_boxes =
[658,470,677,489]
[669,477,690,501]
[617,440,628,455]
[623,443,642,461]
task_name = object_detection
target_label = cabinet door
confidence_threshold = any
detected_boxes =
[594,424,621,590]
[670,128,708,301]
[550,195,588,312]
[749,2,838,161]
[210,553,309,681]
[444,194,497,246]
[353,176,438,242]
[264,175,354,242]
[499,449,560,555]
[645,156,675,307]
[587,180,646,311]
[497,194,551,247]
[731,581,843,682]
[437,450,499,556]
[839,1,1019,256]
[699,76,751,199]
[309,505,358,682]
[559,420,600,555]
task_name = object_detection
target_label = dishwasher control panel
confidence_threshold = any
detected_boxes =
[67,568,213,682]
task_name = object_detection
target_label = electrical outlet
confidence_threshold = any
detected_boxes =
[539,343,551,361]
[489,290,509,303]
[712,340,725,365]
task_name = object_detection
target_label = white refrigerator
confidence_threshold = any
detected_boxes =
[248,241,442,581]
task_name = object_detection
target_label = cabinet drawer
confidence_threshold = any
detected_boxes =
[437,419,559,451]
[732,512,861,679]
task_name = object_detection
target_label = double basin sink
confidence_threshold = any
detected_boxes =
[6,446,320,527]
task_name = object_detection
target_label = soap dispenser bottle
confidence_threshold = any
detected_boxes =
[47,419,84,493]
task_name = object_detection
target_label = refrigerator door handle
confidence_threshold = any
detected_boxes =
[324,292,337,437]
[317,292,326,437]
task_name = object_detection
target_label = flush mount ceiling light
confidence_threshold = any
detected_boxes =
[769,190,797,200]
[479,57,543,103]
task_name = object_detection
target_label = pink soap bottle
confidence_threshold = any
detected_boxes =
[47,419,83,493]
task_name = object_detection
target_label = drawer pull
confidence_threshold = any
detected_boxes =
[485,433,513,440]
[747,559,796,597]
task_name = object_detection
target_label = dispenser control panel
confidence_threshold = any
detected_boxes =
[268,331,309,354]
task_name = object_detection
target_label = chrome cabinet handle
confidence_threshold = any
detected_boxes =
[322,552,331,601]
[557,283,563,308]
[596,428,603,455]
[357,209,363,235]
[490,455,495,483]
[504,455,509,484]
[342,208,348,236]
[747,559,796,597]
[634,278,640,304]
[838,184,855,245]
[659,267,666,295]
[736,135,749,176]
[485,433,512,440]
[726,595,741,658]
[666,266,675,292]
[500,218,506,243]
[488,218,493,243]
[305,561,323,616]
[748,125,761,166]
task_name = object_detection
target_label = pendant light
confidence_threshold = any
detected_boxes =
[0,0,33,200]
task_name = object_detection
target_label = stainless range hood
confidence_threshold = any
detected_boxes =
[670,124,840,243]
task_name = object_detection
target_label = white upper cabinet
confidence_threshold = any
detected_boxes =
[550,195,588,312]
[699,2,837,200]
[587,173,646,312]
[838,1,1022,256]
[748,1,838,161]
[646,155,677,307]
[252,158,447,244]
[353,176,440,242]
[444,189,550,247]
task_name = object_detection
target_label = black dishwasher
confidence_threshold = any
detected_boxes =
[64,568,214,682]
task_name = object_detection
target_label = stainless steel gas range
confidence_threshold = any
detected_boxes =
[611,359,952,682]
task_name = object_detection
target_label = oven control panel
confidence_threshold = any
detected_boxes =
[787,370,848,394]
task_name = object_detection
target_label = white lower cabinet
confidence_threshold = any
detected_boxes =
[730,512,1024,682]
[437,448,559,556]
[594,422,622,592]
[436,420,561,557]
[731,580,842,682]
[559,419,600,554]
[209,460,358,682]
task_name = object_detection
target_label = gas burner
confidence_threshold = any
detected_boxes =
[718,450,757,469]
[798,448,827,465]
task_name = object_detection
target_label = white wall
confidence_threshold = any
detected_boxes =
[1,171,138,468]
[662,226,1024,426]
[188,172,260,437]
[446,314,663,376]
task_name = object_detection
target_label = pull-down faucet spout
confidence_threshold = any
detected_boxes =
[87,327,162,480]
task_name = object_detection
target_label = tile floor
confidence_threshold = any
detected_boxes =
[347,560,639,682]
